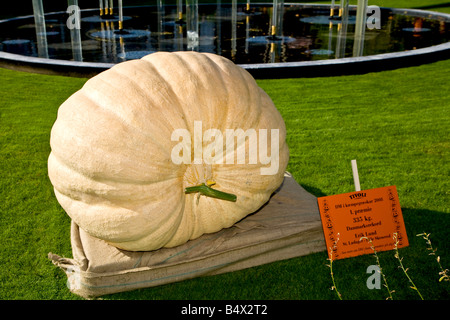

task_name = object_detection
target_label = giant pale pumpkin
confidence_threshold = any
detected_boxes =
[48,52,289,251]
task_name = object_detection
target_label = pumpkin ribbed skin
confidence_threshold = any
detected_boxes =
[48,52,289,251]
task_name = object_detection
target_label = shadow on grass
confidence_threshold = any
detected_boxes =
[402,207,450,248]
[413,2,450,10]
[298,184,328,198]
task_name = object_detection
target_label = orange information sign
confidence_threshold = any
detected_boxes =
[318,186,409,260]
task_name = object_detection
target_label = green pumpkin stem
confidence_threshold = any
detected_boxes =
[185,183,237,202]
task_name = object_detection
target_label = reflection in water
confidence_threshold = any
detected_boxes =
[68,0,83,61]
[335,0,349,59]
[32,0,49,58]
[1,2,449,65]
[353,0,367,57]
[186,0,199,50]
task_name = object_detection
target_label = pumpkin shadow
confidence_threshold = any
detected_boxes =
[241,179,326,222]
[297,184,327,198]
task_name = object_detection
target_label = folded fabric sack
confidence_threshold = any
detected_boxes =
[49,172,326,298]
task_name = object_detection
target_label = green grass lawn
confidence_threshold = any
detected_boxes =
[0,1,449,300]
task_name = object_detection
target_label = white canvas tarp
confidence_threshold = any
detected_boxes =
[49,172,326,298]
